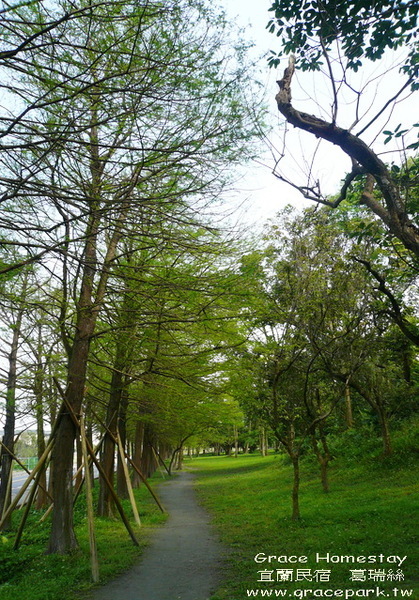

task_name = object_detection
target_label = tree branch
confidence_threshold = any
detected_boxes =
[352,256,419,346]
[276,57,419,257]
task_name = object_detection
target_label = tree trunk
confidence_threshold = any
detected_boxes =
[311,433,331,493]
[233,424,239,458]
[98,358,125,517]
[176,446,184,470]
[47,323,92,553]
[140,424,157,479]
[377,405,392,457]
[117,389,129,499]
[0,288,26,530]
[132,420,144,488]
[35,365,48,510]
[291,454,300,520]
[47,372,58,500]
[33,325,49,510]
[260,427,268,456]
[345,383,354,429]
[47,86,129,548]
[47,413,79,553]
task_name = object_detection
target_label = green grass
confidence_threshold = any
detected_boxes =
[192,452,419,600]
[0,472,167,600]
[1,427,417,600]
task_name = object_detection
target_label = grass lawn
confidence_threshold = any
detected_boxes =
[0,471,167,600]
[1,439,417,600]
[192,452,419,600]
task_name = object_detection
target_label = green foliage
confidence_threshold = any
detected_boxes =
[327,416,419,467]
[267,0,419,78]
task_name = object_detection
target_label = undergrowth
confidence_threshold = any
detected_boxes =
[0,472,167,600]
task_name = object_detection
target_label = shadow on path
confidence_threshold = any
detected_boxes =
[90,470,225,600]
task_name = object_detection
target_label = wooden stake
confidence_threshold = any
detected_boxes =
[116,430,141,528]
[73,435,105,504]
[89,406,166,513]
[14,450,52,550]
[0,441,52,503]
[39,503,53,523]
[55,391,140,548]
[152,446,167,478]
[80,413,99,583]
[125,454,166,514]
[0,435,55,530]
[0,398,68,530]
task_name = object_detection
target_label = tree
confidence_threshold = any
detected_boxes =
[0,0,263,554]
[233,206,416,516]
[0,270,29,529]
[267,0,419,258]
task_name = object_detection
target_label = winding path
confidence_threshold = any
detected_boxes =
[91,470,225,600]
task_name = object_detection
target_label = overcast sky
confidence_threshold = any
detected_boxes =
[217,0,305,228]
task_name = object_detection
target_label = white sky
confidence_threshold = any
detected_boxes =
[220,0,418,230]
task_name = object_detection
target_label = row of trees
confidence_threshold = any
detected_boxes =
[0,0,262,554]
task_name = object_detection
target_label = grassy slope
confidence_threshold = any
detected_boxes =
[0,472,167,600]
[192,452,419,599]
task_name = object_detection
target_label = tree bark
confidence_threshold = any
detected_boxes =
[376,404,392,457]
[47,322,92,553]
[34,347,48,510]
[291,454,300,520]
[0,281,26,530]
[345,383,354,429]
[98,358,125,517]
[276,56,419,258]
[47,192,125,551]
[140,424,157,479]
[116,389,129,499]
[132,420,144,488]
[311,432,331,493]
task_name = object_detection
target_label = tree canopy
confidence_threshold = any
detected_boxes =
[267,0,419,80]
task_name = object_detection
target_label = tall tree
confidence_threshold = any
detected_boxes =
[0,271,28,529]
[0,0,261,553]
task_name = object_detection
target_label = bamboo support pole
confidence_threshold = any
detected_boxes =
[0,398,68,529]
[83,434,140,547]
[54,389,140,548]
[90,407,166,513]
[151,446,167,478]
[73,435,104,504]
[0,441,52,503]
[13,450,51,550]
[116,430,141,528]
[39,503,53,523]
[0,435,55,530]
[125,453,166,514]
[80,413,99,583]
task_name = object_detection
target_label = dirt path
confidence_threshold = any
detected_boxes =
[90,470,225,600]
